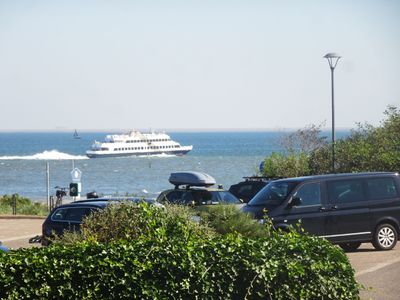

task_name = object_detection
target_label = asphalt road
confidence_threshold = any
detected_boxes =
[347,243,400,300]
[1,218,400,299]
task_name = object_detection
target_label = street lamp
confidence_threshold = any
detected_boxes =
[324,52,341,173]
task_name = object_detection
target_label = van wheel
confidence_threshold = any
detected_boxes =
[372,224,398,251]
[338,242,361,252]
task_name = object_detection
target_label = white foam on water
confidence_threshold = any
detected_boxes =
[0,150,88,160]
[137,153,176,158]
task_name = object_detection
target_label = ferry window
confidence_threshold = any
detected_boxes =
[328,179,365,203]
[114,149,118,151]
[367,177,398,200]
[292,183,321,206]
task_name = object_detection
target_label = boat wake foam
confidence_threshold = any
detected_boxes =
[0,150,88,160]
[136,153,176,158]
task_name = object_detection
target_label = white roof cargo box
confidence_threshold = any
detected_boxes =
[169,171,216,187]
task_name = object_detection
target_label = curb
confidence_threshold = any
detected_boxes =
[0,215,46,220]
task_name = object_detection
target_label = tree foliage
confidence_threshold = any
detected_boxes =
[262,105,400,177]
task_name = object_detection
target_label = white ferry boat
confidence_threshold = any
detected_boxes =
[86,130,193,158]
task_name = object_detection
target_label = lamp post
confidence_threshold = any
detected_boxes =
[324,52,341,173]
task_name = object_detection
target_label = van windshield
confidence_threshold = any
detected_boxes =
[248,181,297,206]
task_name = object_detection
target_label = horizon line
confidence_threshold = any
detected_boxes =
[0,127,354,133]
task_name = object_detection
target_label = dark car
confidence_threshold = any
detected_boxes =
[42,200,108,245]
[229,176,281,203]
[157,171,241,206]
[242,172,400,251]
[157,187,241,206]
[42,197,163,245]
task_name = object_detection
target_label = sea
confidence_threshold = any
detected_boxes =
[0,131,347,201]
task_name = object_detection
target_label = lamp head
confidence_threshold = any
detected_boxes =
[324,52,341,69]
[324,52,341,59]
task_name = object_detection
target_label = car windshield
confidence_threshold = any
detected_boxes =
[248,181,297,206]
[217,191,241,204]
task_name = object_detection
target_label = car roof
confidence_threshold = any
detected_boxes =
[74,197,156,203]
[53,201,110,209]
[274,172,399,183]
[163,187,227,192]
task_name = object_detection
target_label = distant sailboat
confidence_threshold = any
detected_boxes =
[73,130,81,139]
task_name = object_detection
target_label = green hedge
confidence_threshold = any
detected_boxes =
[0,234,358,299]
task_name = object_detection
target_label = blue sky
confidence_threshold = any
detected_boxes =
[0,0,399,131]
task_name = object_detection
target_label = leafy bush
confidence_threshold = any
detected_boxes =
[198,204,271,238]
[262,151,310,178]
[0,203,359,299]
[261,105,400,177]
[0,194,48,216]
[56,202,214,244]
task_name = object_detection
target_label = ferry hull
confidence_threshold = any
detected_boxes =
[86,149,191,158]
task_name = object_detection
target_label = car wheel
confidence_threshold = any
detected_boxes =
[372,223,398,251]
[338,242,362,252]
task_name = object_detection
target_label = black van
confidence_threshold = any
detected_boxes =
[242,172,400,251]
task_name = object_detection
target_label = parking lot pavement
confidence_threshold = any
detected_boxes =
[0,217,44,250]
[347,243,400,300]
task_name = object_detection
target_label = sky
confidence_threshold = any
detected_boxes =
[0,0,399,131]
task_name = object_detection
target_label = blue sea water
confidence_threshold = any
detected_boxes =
[0,131,347,200]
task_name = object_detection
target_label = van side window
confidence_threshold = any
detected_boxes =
[328,179,365,203]
[367,177,398,200]
[293,183,321,206]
